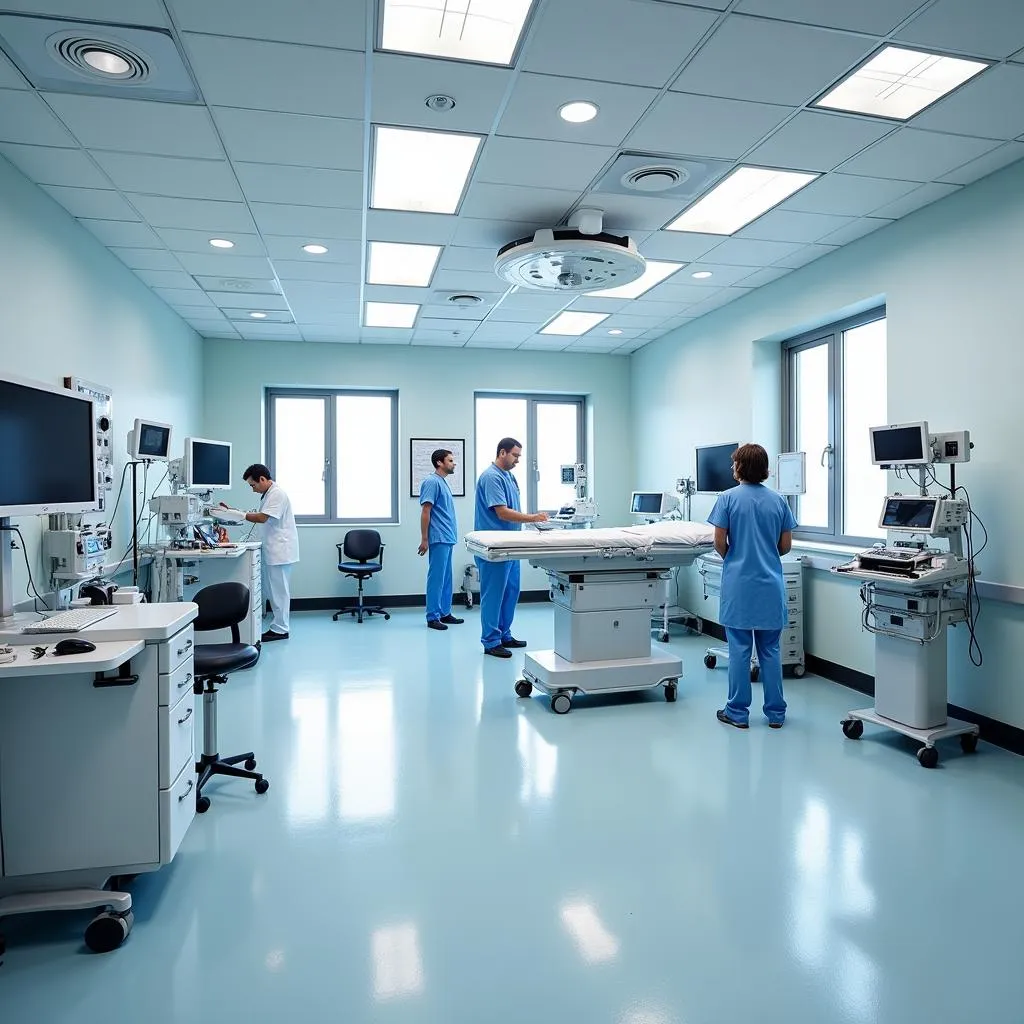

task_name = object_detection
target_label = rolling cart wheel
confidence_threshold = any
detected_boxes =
[917,746,938,769]
[551,693,572,715]
[665,683,678,703]
[792,664,806,678]
[842,719,864,740]
[515,680,533,698]
[750,665,760,682]
[255,778,270,795]
[196,795,211,814]
[244,758,257,771]
[960,733,979,754]
[704,654,717,669]
[84,909,133,953]
[384,613,391,620]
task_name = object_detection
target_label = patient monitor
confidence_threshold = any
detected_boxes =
[630,491,679,519]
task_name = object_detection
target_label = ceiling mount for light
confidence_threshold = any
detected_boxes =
[53,34,148,80]
[425,93,456,112]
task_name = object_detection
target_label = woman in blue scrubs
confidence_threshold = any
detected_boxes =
[707,444,798,729]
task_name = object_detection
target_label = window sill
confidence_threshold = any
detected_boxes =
[791,540,861,572]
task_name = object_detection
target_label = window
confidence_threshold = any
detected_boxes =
[783,310,887,543]
[474,393,585,513]
[266,389,398,524]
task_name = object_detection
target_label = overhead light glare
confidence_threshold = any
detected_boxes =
[380,0,535,66]
[82,48,131,75]
[364,301,419,329]
[559,101,598,123]
[302,243,329,255]
[667,167,819,236]
[372,126,481,215]
[692,271,713,279]
[368,241,442,287]
[814,45,988,121]
[249,312,267,319]
[541,311,608,336]
[588,260,683,299]
[209,238,234,249]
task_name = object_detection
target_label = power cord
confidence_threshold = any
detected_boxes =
[0,524,50,615]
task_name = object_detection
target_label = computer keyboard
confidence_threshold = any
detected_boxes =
[863,547,922,562]
[22,607,118,634]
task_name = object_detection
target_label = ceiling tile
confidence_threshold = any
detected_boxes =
[661,263,759,287]
[817,217,892,245]
[0,0,168,21]
[638,231,724,261]
[438,246,495,272]
[895,0,1024,60]
[155,227,266,255]
[498,74,658,146]
[366,209,457,245]
[176,252,274,277]
[43,93,221,157]
[263,235,361,263]
[734,266,793,287]
[627,92,792,160]
[583,192,688,232]
[182,34,365,118]
[0,89,75,147]
[134,269,201,291]
[464,335,523,348]
[735,0,924,33]
[168,0,365,49]
[283,281,359,311]
[272,260,360,284]
[684,288,753,315]
[783,173,921,216]
[869,181,961,218]
[459,181,579,222]
[40,185,139,221]
[359,329,413,344]
[700,237,805,266]
[0,143,109,187]
[363,284,431,304]
[672,15,874,106]
[450,217,537,248]
[234,163,363,209]
[416,315,492,332]
[938,141,1024,185]
[239,324,303,341]
[746,111,896,173]
[474,137,614,191]
[131,195,257,232]
[431,269,504,293]
[207,291,290,311]
[773,243,839,268]
[410,333,468,347]
[838,129,1001,181]
[109,247,180,271]
[625,299,688,318]
[569,297,632,313]
[913,65,1024,141]
[419,303,492,321]
[523,0,718,87]
[91,152,242,200]
[79,219,161,247]
[301,323,360,342]
[737,209,857,243]
[519,337,573,350]
[468,322,539,342]
[0,48,27,89]
[370,53,512,134]
[486,306,560,324]
[249,203,362,238]
[154,287,215,307]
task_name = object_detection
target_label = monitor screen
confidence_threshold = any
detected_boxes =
[870,422,930,465]
[631,492,663,515]
[696,443,738,493]
[0,376,97,515]
[880,497,939,531]
[186,438,232,489]
[134,419,171,460]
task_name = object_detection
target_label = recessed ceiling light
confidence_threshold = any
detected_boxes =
[368,241,441,287]
[588,260,683,299]
[249,311,267,319]
[559,101,599,123]
[371,126,481,215]
[814,45,988,121]
[82,48,131,75]
[666,167,819,236]
[691,271,713,279]
[380,0,535,66]
[209,238,234,249]
[541,311,609,336]
[302,243,329,255]
[608,329,623,336]
[364,301,419,329]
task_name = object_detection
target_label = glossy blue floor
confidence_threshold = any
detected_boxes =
[3,605,1024,1022]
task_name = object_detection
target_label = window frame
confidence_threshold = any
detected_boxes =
[473,392,586,513]
[782,306,886,546]
[265,387,399,526]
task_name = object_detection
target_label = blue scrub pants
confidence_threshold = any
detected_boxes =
[476,556,520,649]
[426,543,454,622]
[724,627,786,725]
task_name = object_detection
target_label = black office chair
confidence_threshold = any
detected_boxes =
[192,582,269,813]
[333,529,391,624]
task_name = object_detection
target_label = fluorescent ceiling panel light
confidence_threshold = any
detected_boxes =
[302,243,329,254]
[588,260,683,299]
[364,301,419,328]
[667,167,818,236]
[368,241,442,287]
[209,238,234,248]
[380,0,534,66]
[541,311,608,336]
[814,46,988,121]
[559,101,598,123]
[372,126,481,215]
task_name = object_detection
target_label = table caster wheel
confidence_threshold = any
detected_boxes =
[917,746,938,769]
[244,757,257,771]
[196,795,211,813]
[255,777,270,794]
[960,733,979,754]
[515,680,532,698]
[659,632,670,643]
[842,719,864,740]
[551,693,571,715]
[665,683,678,702]
[750,665,760,682]
[704,654,716,669]
[84,909,133,953]
[792,664,806,677]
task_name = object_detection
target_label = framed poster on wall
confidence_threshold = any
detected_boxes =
[410,438,466,497]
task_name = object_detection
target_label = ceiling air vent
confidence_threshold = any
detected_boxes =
[592,153,733,201]
[623,166,684,193]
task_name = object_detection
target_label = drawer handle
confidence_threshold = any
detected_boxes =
[177,706,193,725]
[178,778,194,802]
[177,671,193,690]
[177,638,193,656]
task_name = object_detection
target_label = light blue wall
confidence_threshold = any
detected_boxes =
[632,159,1024,728]
[0,155,203,601]
[201,340,633,601]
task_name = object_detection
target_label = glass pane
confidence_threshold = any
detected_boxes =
[475,397,528,490]
[336,395,393,519]
[272,396,326,516]
[843,318,887,539]
[793,344,829,529]
[536,403,580,511]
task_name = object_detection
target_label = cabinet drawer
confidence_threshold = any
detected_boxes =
[159,625,194,673]
[782,627,803,649]
[160,759,196,864]
[159,654,194,707]
[159,686,195,789]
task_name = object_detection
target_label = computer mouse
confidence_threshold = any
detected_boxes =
[54,638,97,657]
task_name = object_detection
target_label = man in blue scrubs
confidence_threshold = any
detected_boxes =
[418,448,463,631]
[474,437,549,658]
[707,443,798,728]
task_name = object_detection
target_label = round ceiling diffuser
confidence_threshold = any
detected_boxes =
[622,165,689,193]
[49,32,151,82]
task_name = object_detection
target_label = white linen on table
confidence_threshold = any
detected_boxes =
[465,520,714,557]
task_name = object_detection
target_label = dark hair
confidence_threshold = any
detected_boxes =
[431,448,452,469]
[496,437,522,456]
[731,444,769,484]
[243,463,272,483]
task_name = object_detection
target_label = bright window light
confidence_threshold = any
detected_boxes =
[380,0,535,67]
[540,311,608,336]
[365,301,419,328]
[368,241,442,287]
[588,260,683,299]
[372,126,481,215]
[814,46,988,121]
[667,167,819,236]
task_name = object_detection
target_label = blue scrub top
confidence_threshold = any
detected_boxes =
[475,463,521,532]
[419,473,457,545]
[708,483,798,630]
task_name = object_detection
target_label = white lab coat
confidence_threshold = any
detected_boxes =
[259,482,299,566]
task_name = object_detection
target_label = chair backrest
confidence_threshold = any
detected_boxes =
[343,529,383,563]
[194,582,250,640]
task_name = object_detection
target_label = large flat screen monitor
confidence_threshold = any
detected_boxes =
[0,373,99,516]
[869,422,931,466]
[696,443,738,493]
[183,437,232,491]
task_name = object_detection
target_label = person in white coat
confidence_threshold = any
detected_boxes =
[218,463,299,642]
